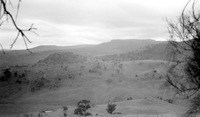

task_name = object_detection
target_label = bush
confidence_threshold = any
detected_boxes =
[30,78,49,92]
[106,103,116,114]
[165,99,173,104]
[63,106,68,111]
[63,106,68,117]
[127,97,133,100]
[185,93,200,117]
[74,100,92,116]
[113,112,122,114]
[157,96,163,100]
[0,68,12,81]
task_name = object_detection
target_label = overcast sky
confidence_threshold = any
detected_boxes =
[0,0,191,49]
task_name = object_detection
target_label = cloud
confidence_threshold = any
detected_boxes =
[0,0,190,49]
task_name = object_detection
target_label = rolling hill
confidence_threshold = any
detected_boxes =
[0,59,185,116]
[0,39,188,116]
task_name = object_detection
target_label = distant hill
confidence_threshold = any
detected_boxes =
[29,39,160,53]
[97,42,170,61]
[29,39,163,56]
[30,44,95,53]
[70,39,163,56]
[0,39,166,66]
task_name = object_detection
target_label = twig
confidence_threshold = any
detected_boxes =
[0,0,36,53]
[0,43,5,54]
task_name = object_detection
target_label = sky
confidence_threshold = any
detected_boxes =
[0,0,192,49]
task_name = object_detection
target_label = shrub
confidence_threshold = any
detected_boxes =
[63,106,68,117]
[30,78,49,92]
[127,97,133,100]
[14,71,18,77]
[113,112,122,114]
[106,103,116,114]
[0,68,12,81]
[185,93,200,117]
[165,99,173,104]
[157,96,163,100]
[63,106,68,111]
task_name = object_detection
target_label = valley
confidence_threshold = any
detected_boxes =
[0,39,188,117]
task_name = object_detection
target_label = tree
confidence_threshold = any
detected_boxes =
[0,0,36,53]
[74,100,92,116]
[63,106,68,117]
[106,103,116,114]
[167,0,200,116]
[167,0,200,97]
[0,68,12,81]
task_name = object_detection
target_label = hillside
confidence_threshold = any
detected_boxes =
[0,59,175,105]
[0,59,187,116]
[0,39,188,116]
[37,52,87,65]
[0,98,187,116]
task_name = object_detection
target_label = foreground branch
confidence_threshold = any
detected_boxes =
[0,0,36,53]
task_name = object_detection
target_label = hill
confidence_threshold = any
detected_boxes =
[0,39,165,66]
[68,39,163,56]
[30,44,95,53]
[0,59,185,116]
[29,39,161,55]
[0,39,187,116]
[97,43,169,61]
[0,60,174,104]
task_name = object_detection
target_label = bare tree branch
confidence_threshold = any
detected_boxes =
[167,0,200,100]
[0,0,36,53]
[0,43,5,54]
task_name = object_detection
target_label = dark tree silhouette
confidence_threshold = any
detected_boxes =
[0,68,12,81]
[106,103,116,114]
[167,0,200,116]
[0,0,36,53]
[74,100,92,116]
[167,0,200,97]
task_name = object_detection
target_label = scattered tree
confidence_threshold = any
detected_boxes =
[74,100,92,116]
[106,103,116,114]
[30,77,49,92]
[0,68,12,81]
[127,97,133,100]
[63,106,68,117]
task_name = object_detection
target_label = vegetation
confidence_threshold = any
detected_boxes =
[63,106,68,117]
[0,0,36,53]
[0,68,12,81]
[106,103,116,114]
[167,0,200,116]
[185,93,200,116]
[74,100,92,116]
[164,99,173,104]
[38,52,87,65]
[127,97,133,100]
[30,77,50,92]
[1,0,198,116]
